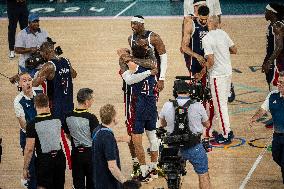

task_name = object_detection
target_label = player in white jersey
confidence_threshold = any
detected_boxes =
[199,16,237,143]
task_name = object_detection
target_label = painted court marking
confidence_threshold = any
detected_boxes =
[239,135,272,189]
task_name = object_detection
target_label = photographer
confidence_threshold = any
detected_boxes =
[159,80,211,189]
[15,13,48,77]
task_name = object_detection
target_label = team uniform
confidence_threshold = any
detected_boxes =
[265,20,284,88]
[124,31,159,134]
[184,19,208,76]
[46,57,74,121]
[131,66,157,134]
[64,108,99,189]
[202,29,234,138]
[14,90,37,189]
[26,113,66,189]
[261,90,284,183]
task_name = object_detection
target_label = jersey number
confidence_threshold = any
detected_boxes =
[141,80,149,95]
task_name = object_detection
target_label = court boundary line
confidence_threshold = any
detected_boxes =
[239,135,272,189]
[113,1,137,18]
[0,14,264,21]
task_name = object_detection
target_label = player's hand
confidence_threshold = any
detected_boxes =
[193,69,206,81]
[157,80,165,92]
[29,47,38,54]
[9,74,20,84]
[126,61,137,73]
[196,55,206,65]
[23,169,30,180]
[179,46,184,54]
[117,48,130,57]
[150,68,158,76]
[262,58,273,74]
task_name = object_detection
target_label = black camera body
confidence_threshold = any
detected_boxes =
[25,37,63,69]
[173,76,211,102]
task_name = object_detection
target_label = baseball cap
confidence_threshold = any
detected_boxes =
[28,13,40,22]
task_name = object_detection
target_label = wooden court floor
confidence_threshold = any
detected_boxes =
[0,17,283,189]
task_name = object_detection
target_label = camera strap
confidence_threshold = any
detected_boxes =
[170,99,193,135]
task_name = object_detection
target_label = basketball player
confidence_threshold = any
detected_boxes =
[262,3,284,90]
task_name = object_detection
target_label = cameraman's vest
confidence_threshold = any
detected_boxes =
[170,99,201,148]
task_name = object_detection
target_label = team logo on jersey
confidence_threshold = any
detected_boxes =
[26,103,30,108]
[59,68,70,76]
[199,31,208,39]
[273,100,277,104]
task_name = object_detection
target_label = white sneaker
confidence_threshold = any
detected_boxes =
[9,51,15,59]
[20,178,28,189]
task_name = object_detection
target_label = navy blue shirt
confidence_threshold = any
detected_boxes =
[47,57,74,120]
[269,92,284,133]
[92,125,122,189]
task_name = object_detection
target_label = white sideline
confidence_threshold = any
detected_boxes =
[239,136,272,189]
[113,1,137,18]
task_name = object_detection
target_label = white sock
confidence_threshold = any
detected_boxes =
[149,162,158,170]
[140,164,149,177]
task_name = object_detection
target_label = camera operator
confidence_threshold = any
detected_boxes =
[159,80,211,189]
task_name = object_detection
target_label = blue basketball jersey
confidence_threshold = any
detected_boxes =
[47,57,74,120]
[131,66,157,97]
[184,19,208,74]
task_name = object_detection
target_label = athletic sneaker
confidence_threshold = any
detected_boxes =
[9,51,15,59]
[228,83,235,103]
[214,131,234,144]
[20,178,28,189]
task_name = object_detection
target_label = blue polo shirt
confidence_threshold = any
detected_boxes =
[261,90,284,133]
[92,125,122,189]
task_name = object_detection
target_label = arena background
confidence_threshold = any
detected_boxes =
[0,0,283,188]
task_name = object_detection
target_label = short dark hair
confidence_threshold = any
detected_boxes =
[100,104,116,125]
[198,5,210,16]
[34,93,49,108]
[122,180,141,189]
[133,15,144,19]
[77,88,94,104]
[269,3,284,20]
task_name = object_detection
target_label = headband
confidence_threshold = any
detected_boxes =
[193,1,206,6]
[266,4,278,13]
[131,16,144,23]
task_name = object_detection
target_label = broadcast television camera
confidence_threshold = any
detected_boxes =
[156,76,212,189]
[173,76,211,102]
[25,37,63,69]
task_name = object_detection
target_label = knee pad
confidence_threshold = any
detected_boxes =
[146,130,159,151]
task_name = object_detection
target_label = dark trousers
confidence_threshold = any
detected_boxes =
[7,5,28,50]
[36,150,66,189]
[20,130,37,189]
[72,147,93,189]
[272,133,284,184]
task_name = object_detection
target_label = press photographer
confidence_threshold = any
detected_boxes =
[158,77,211,189]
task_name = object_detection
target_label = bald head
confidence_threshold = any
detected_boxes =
[208,15,219,30]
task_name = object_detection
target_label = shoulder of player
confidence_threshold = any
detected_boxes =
[14,92,24,104]
[150,32,162,42]
[268,90,280,97]
[272,21,284,33]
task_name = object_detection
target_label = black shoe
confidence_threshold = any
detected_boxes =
[228,83,235,103]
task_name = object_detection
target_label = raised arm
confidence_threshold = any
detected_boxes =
[32,62,54,87]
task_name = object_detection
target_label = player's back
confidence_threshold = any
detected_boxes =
[48,57,74,119]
